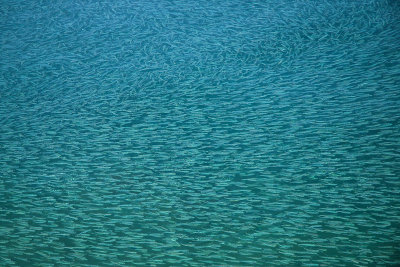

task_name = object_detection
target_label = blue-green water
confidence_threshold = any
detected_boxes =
[1,0,400,266]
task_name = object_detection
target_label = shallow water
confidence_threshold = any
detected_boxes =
[1,0,400,265]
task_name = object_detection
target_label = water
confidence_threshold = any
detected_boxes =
[1,0,399,265]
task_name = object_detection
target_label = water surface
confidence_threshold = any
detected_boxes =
[1,0,400,265]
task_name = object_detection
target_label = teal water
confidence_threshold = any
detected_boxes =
[1,0,400,266]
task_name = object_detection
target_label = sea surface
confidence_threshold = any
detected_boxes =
[1,0,400,266]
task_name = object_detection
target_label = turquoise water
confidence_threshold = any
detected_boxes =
[1,0,400,265]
